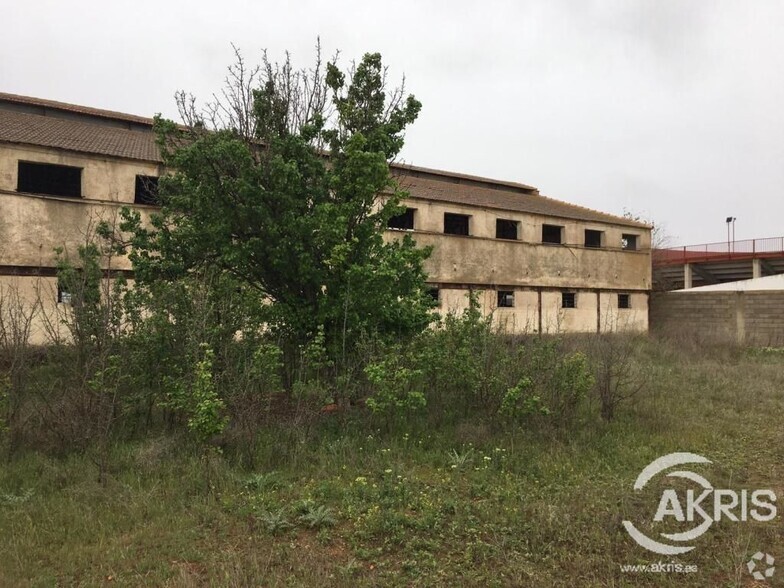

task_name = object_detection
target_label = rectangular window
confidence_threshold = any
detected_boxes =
[584,229,603,248]
[427,287,440,305]
[496,219,519,240]
[444,213,470,236]
[618,293,631,309]
[134,175,159,205]
[387,207,415,230]
[497,290,515,308]
[542,224,563,244]
[17,161,81,198]
[562,292,576,309]
[622,234,639,250]
[57,283,72,305]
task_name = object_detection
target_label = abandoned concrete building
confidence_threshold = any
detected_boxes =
[0,92,651,339]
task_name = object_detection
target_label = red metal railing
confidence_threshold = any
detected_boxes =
[653,236,784,266]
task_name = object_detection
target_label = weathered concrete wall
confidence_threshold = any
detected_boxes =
[384,196,651,334]
[598,291,648,333]
[435,287,648,334]
[0,144,160,203]
[0,274,138,345]
[401,198,650,249]
[0,275,66,344]
[0,191,142,269]
[394,197,652,292]
[0,142,652,336]
[744,293,784,345]
[0,145,157,270]
[650,291,784,346]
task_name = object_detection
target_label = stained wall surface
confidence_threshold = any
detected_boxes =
[0,109,652,338]
[650,291,784,346]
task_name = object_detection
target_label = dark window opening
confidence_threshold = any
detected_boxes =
[562,292,576,309]
[622,234,638,250]
[135,175,160,205]
[444,213,470,236]
[585,229,603,248]
[618,293,631,309]
[542,224,563,244]
[388,207,415,230]
[496,219,519,240]
[17,161,81,198]
[427,287,440,305]
[57,283,72,305]
[497,290,515,308]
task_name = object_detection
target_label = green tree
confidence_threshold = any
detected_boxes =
[119,47,435,363]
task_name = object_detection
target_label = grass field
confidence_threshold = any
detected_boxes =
[1,339,782,587]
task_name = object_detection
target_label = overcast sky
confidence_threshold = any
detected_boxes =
[3,0,783,245]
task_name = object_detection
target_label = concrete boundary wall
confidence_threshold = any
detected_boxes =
[650,290,784,346]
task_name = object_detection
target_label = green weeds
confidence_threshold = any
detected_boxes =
[0,338,781,586]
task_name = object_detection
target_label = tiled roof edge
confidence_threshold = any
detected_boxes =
[0,92,155,126]
[0,93,651,230]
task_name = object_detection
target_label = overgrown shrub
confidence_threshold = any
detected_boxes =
[499,377,546,420]
[402,301,595,427]
[6,248,637,461]
[221,341,284,452]
[290,325,335,414]
[364,350,426,427]
[412,298,508,421]
[187,346,228,443]
[0,282,40,456]
[20,236,131,473]
[588,333,647,421]
[0,374,9,454]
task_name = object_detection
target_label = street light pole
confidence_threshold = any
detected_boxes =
[732,218,736,252]
[725,216,736,254]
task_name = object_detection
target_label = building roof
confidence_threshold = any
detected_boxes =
[0,92,648,229]
[0,91,154,127]
[0,108,159,162]
[392,170,644,226]
[392,162,538,194]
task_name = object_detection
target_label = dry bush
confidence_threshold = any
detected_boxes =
[0,282,41,456]
[587,333,648,421]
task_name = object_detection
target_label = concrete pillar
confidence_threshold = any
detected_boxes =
[735,292,746,345]
[684,263,693,289]
[752,258,762,279]
[537,288,542,334]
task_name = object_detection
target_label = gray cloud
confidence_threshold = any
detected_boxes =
[3,0,783,244]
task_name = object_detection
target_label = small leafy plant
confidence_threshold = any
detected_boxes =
[298,504,337,529]
[243,472,283,492]
[187,346,228,443]
[257,508,292,535]
[447,448,475,470]
[0,488,33,507]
